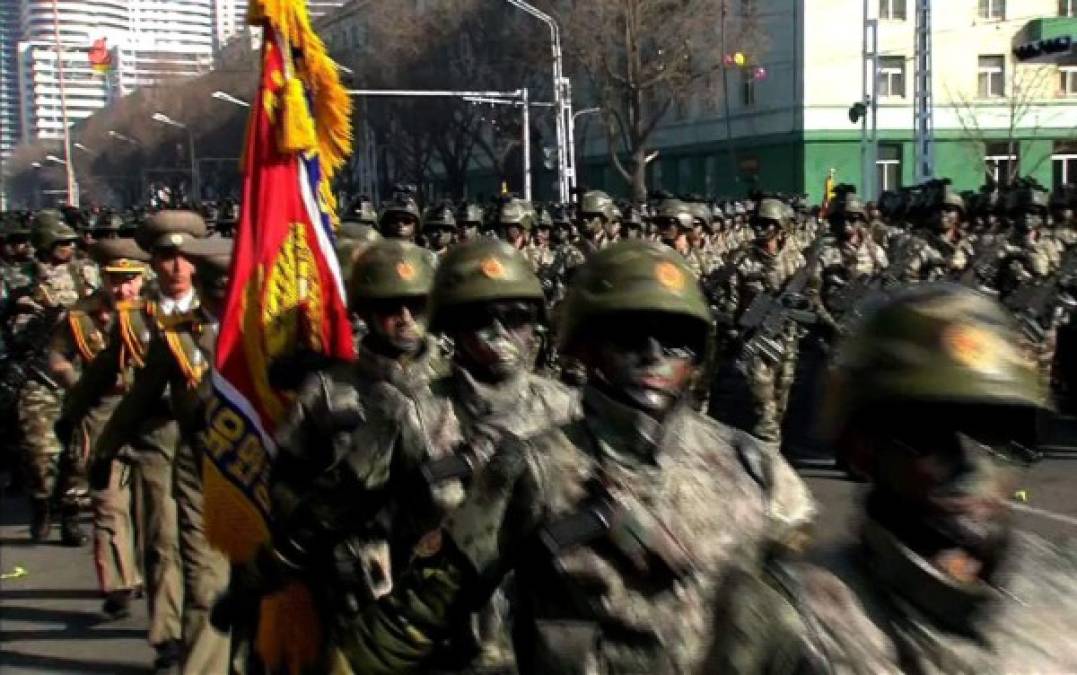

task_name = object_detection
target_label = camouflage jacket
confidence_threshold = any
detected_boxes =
[998,229,1064,285]
[900,230,976,283]
[706,522,1077,674]
[333,385,815,675]
[711,240,806,328]
[814,234,889,325]
[32,259,99,309]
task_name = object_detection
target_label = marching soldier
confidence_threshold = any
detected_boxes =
[17,210,98,542]
[902,187,976,282]
[329,240,813,674]
[1050,186,1076,249]
[709,198,807,444]
[378,191,423,244]
[422,202,458,261]
[59,210,208,672]
[91,236,235,674]
[707,284,1077,674]
[654,198,713,279]
[575,190,618,257]
[455,202,484,244]
[496,197,534,256]
[49,238,149,615]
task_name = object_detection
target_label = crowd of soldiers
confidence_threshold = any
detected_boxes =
[0,173,1075,674]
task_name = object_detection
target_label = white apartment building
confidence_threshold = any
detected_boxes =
[576,0,1077,201]
[14,0,214,145]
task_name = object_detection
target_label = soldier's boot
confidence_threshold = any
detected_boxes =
[30,498,51,543]
[60,504,88,547]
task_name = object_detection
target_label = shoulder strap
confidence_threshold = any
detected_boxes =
[163,324,209,389]
[117,300,152,368]
[67,310,104,363]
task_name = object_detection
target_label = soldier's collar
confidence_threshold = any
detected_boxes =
[860,518,1000,636]
[451,364,529,418]
[581,385,679,468]
[355,336,434,385]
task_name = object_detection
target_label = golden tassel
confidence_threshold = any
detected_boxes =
[278,76,317,155]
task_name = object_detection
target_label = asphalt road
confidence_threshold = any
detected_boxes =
[2,454,1076,674]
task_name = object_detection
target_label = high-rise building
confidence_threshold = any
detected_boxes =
[15,0,215,146]
[1,1,21,161]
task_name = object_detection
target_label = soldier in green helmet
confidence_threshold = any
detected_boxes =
[495,196,534,253]
[1,213,37,302]
[422,201,458,259]
[901,186,977,282]
[346,195,379,227]
[379,190,422,243]
[456,202,484,243]
[709,197,807,443]
[327,239,813,674]
[575,189,617,257]
[707,283,1077,674]
[813,192,889,332]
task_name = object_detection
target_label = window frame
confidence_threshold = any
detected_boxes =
[741,70,757,107]
[878,56,906,98]
[876,145,903,193]
[978,0,1006,20]
[1061,67,1077,97]
[1061,0,1077,17]
[1054,153,1077,188]
[984,142,1019,184]
[879,0,907,20]
[978,55,1006,98]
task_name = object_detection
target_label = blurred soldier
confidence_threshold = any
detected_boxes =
[456,202,484,243]
[709,198,807,443]
[346,195,379,229]
[1,215,37,300]
[379,191,422,243]
[655,198,710,278]
[496,197,534,255]
[902,187,976,282]
[621,204,645,240]
[91,236,234,674]
[1050,186,1076,248]
[575,190,617,257]
[94,213,125,241]
[422,202,458,261]
[813,193,888,333]
[17,210,98,542]
[59,210,208,672]
[707,284,1077,674]
[329,240,814,674]
[49,238,148,615]
[998,184,1063,288]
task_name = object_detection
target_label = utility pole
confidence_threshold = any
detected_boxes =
[914,0,935,182]
[50,0,77,206]
[861,0,879,198]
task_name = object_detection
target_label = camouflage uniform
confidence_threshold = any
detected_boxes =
[706,285,1077,675]
[709,236,806,442]
[329,240,814,675]
[18,214,99,540]
[900,231,977,282]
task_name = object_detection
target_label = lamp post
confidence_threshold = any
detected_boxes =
[504,0,573,202]
[211,90,250,108]
[571,107,600,185]
[152,112,199,203]
[45,154,79,206]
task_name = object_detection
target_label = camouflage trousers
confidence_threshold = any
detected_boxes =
[17,380,86,503]
[710,331,800,443]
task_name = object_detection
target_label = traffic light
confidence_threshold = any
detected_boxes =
[848,102,867,124]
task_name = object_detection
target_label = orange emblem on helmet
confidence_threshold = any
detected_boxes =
[480,257,506,279]
[943,324,1000,373]
[396,261,416,281]
[655,261,685,290]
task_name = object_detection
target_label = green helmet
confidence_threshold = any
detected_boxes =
[456,203,484,226]
[348,197,379,225]
[31,209,79,250]
[938,187,965,213]
[423,203,457,231]
[823,283,1047,441]
[688,202,713,227]
[338,220,381,244]
[755,198,788,224]
[655,199,694,230]
[557,240,712,355]
[380,194,421,224]
[348,240,435,310]
[429,238,544,330]
[497,198,534,230]
[579,190,616,222]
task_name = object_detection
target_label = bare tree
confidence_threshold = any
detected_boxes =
[949,64,1057,185]
[541,0,763,201]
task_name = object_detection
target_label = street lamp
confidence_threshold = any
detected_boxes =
[152,112,199,203]
[45,154,66,165]
[74,142,93,154]
[211,90,250,107]
[504,0,574,202]
[108,130,139,146]
[44,155,80,205]
[570,108,601,183]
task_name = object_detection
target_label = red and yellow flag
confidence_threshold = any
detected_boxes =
[201,0,353,670]
[821,168,837,216]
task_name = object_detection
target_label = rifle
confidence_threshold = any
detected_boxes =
[0,304,64,404]
[958,235,1008,291]
[1003,247,1077,343]
[737,240,823,364]
[825,233,919,328]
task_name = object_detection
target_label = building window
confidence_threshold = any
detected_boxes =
[978,56,1005,97]
[876,144,902,192]
[985,142,1019,184]
[880,0,907,20]
[1054,142,1077,188]
[878,56,906,98]
[742,70,756,106]
[1061,67,1077,96]
[978,0,1005,19]
[1061,0,1076,17]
